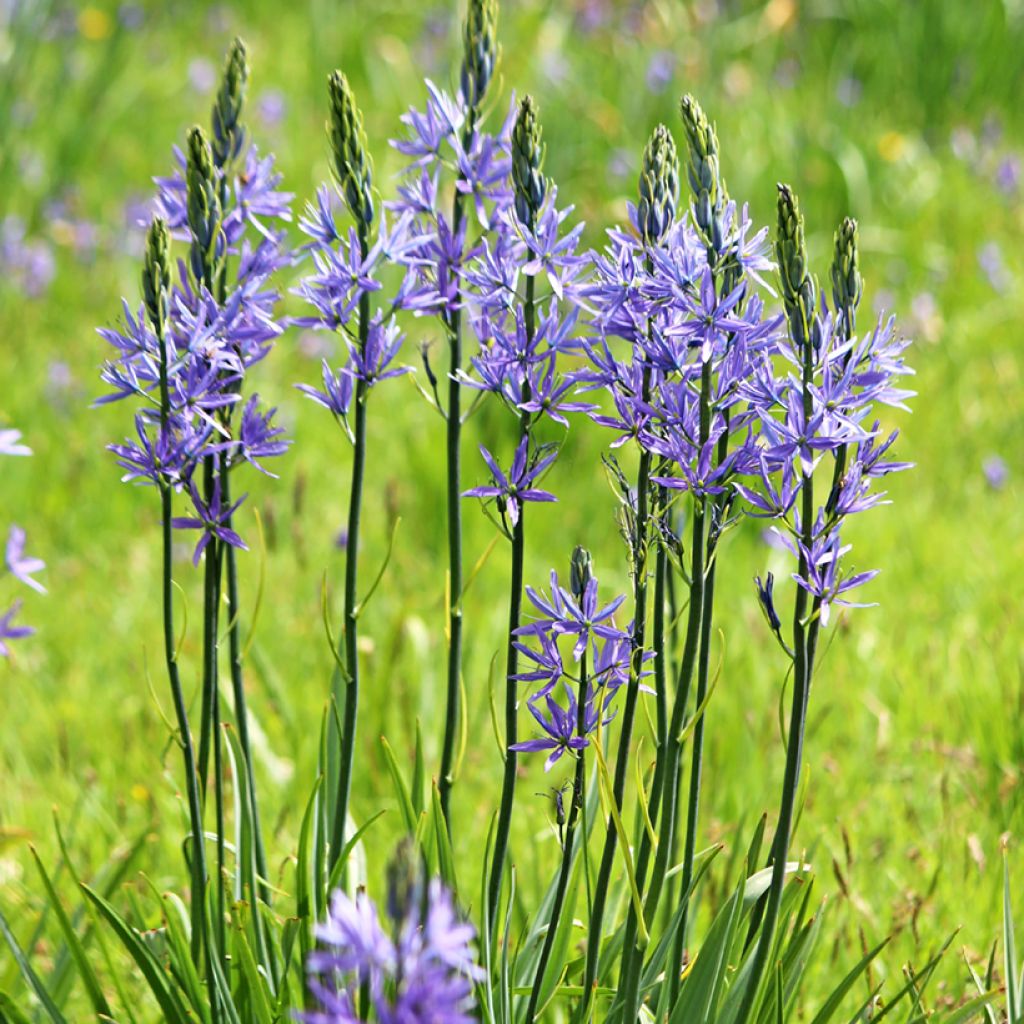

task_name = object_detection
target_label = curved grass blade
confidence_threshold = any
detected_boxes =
[28,846,112,1018]
[81,886,190,1024]
[0,904,68,1024]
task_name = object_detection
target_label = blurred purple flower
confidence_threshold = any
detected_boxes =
[5,526,46,594]
[0,602,34,658]
[646,51,675,94]
[983,455,1008,490]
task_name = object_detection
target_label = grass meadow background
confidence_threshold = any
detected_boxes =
[2,0,1023,1015]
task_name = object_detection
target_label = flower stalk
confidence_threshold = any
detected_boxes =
[325,70,376,869]
[438,0,501,829]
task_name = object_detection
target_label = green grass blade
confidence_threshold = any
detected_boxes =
[0,904,68,1024]
[808,938,889,1024]
[229,917,274,1024]
[81,885,191,1024]
[380,735,419,835]
[0,991,34,1024]
[1005,855,1019,1024]
[667,879,743,1024]
[159,890,208,1020]
[431,783,459,896]
[28,846,112,1018]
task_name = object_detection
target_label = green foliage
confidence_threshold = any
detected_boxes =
[1,0,1022,1021]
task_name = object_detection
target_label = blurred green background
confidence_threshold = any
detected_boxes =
[1,0,1023,1014]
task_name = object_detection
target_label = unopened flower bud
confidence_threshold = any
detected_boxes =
[570,545,593,601]
[386,837,423,926]
[185,126,222,289]
[460,0,499,111]
[637,124,679,245]
[775,183,816,352]
[755,572,782,633]
[327,71,375,232]
[142,217,171,337]
[211,37,249,169]
[512,95,547,231]
[679,94,729,252]
[831,216,862,335]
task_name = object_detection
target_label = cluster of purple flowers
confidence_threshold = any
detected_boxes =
[388,79,516,313]
[0,215,55,299]
[1,430,44,657]
[455,97,589,524]
[511,569,644,770]
[304,867,481,1024]
[99,87,292,559]
[741,306,914,627]
[571,122,912,635]
[574,186,778,514]
[293,188,436,426]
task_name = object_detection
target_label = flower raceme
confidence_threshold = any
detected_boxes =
[100,107,293,545]
[303,854,482,1024]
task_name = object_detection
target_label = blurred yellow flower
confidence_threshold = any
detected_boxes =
[762,0,796,32]
[78,7,113,41]
[131,783,149,802]
[877,130,908,162]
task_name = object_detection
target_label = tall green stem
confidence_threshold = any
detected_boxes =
[218,465,270,906]
[617,361,713,1020]
[525,649,588,1023]
[155,311,208,967]
[438,112,475,827]
[486,273,534,927]
[330,231,371,871]
[734,339,817,1024]
[576,367,654,1023]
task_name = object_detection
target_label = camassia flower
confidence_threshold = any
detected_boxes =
[463,436,556,527]
[100,108,292,557]
[0,602,33,657]
[5,526,46,594]
[511,684,595,771]
[744,195,914,633]
[511,567,641,769]
[303,854,481,1024]
[171,479,248,565]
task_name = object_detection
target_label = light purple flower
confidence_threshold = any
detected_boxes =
[0,602,34,658]
[463,437,557,527]
[5,526,46,594]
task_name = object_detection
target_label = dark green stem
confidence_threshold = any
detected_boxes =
[734,341,817,1024]
[653,508,669,759]
[618,362,713,1020]
[576,367,654,1023]
[218,466,270,905]
[438,111,478,827]
[206,530,227,958]
[525,650,588,1023]
[487,273,535,927]
[330,229,371,871]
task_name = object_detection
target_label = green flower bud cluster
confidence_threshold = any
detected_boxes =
[185,126,222,290]
[211,37,249,170]
[328,71,375,232]
[512,95,547,231]
[831,216,862,334]
[570,545,593,602]
[460,0,499,112]
[386,837,424,925]
[679,94,729,254]
[637,124,679,245]
[775,183,817,353]
[142,217,171,337]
